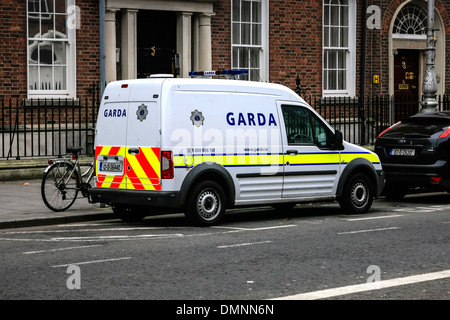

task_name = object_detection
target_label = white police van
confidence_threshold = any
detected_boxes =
[90,71,385,226]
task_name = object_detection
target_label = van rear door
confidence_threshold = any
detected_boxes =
[95,82,129,189]
[125,81,162,191]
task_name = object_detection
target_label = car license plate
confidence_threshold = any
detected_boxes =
[390,148,415,156]
[99,161,123,172]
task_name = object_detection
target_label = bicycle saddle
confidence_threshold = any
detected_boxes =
[67,146,83,154]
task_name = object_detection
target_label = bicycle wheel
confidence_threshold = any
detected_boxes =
[41,162,80,212]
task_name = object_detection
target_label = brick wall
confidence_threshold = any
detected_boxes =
[1,0,449,101]
[212,0,323,96]
[212,0,450,97]
[75,0,100,101]
[0,0,100,100]
[0,0,27,97]
[268,0,322,95]
[212,0,232,71]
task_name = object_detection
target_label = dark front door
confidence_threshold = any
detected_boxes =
[137,11,177,78]
[394,50,420,121]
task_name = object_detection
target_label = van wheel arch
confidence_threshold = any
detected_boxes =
[337,159,378,198]
[337,159,378,214]
[179,163,235,209]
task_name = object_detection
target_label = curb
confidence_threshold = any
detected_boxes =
[0,212,116,230]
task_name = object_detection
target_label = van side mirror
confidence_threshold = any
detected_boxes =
[334,130,344,149]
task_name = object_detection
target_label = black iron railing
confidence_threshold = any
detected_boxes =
[296,91,450,145]
[1,81,449,160]
[0,84,100,160]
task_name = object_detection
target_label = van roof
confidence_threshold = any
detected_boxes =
[106,78,304,102]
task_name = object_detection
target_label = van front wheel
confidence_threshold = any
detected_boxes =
[339,173,373,214]
[185,181,226,226]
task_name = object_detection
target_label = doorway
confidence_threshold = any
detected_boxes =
[137,11,177,78]
[393,50,420,121]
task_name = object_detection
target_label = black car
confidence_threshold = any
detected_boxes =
[375,111,450,199]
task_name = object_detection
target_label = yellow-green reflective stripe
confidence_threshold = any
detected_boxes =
[341,153,379,163]
[174,154,284,167]
[173,153,379,167]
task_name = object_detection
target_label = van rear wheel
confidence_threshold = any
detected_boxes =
[185,181,226,226]
[339,173,373,214]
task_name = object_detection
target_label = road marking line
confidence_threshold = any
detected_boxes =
[212,226,249,230]
[217,240,272,249]
[345,215,403,221]
[212,225,297,231]
[338,227,400,235]
[23,245,102,254]
[51,257,132,268]
[271,269,450,300]
[0,224,297,243]
[50,233,184,241]
[3,227,169,234]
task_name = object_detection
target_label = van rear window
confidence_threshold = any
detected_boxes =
[385,118,450,137]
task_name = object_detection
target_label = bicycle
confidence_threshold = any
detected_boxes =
[41,146,95,212]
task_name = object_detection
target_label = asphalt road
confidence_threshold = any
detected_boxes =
[0,193,448,307]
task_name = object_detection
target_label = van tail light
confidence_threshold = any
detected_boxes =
[94,147,97,177]
[439,127,450,139]
[161,151,174,179]
[378,121,401,138]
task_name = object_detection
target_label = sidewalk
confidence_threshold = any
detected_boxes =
[0,178,114,229]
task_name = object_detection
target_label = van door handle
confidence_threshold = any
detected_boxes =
[128,148,140,155]
[286,149,298,155]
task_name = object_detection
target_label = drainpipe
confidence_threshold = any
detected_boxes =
[359,0,367,144]
[99,0,105,97]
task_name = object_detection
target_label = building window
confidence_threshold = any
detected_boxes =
[231,0,267,81]
[27,0,76,98]
[323,0,356,96]
[393,3,427,39]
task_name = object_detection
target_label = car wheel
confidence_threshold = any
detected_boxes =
[339,173,374,214]
[185,180,226,226]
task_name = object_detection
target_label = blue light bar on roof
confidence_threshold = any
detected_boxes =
[189,69,249,77]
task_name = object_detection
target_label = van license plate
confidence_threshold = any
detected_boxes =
[390,148,415,156]
[99,162,123,172]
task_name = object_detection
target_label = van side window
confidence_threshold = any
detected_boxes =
[282,105,333,148]
[281,105,314,145]
[310,113,333,148]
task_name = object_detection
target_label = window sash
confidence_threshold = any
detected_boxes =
[323,0,352,94]
[231,0,264,81]
[27,0,72,95]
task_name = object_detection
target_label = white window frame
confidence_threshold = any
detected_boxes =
[27,0,76,99]
[322,0,356,97]
[231,0,268,81]
[392,2,427,40]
